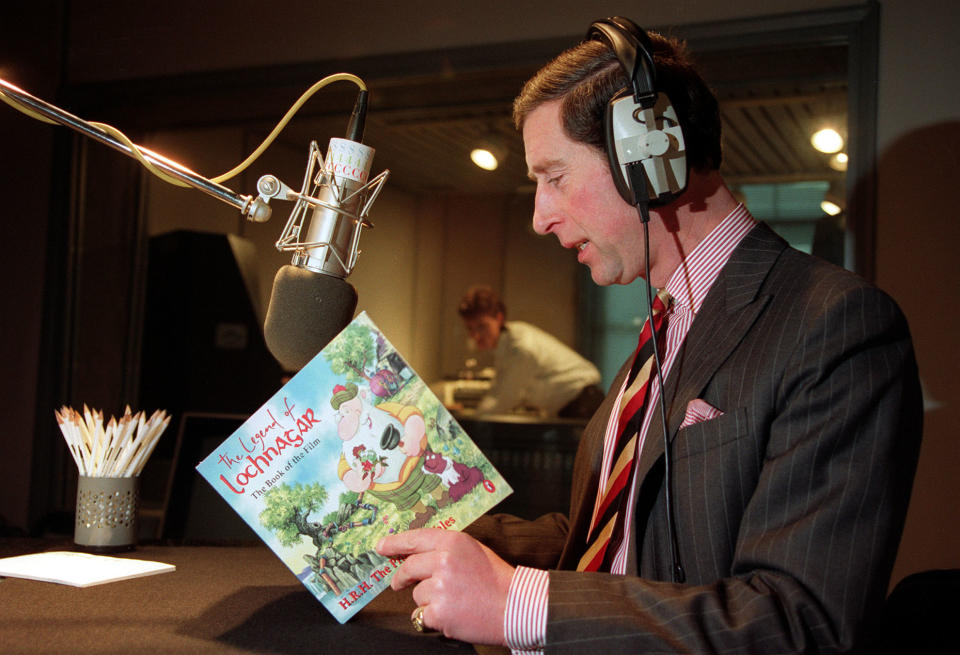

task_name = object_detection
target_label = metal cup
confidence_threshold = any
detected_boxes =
[74,475,140,552]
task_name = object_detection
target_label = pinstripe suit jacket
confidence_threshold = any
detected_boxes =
[470,223,922,653]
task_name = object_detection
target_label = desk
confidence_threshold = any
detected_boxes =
[0,542,492,654]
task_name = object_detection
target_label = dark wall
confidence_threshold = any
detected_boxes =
[0,2,66,534]
[139,231,285,418]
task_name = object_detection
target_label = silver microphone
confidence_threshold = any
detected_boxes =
[261,92,389,371]
[293,137,377,278]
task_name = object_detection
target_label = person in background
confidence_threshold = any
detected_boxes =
[456,285,603,419]
[378,17,922,653]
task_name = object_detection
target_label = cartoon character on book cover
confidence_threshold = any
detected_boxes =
[196,312,511,623]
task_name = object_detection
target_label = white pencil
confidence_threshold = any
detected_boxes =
[54,405,170,478]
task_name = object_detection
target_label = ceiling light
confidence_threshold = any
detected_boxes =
[820,199,843,216]
[821,180,845,216]
[470,147,499,170]
[828,152,848,171]
[470,135,507,171]
[811,128,844,154]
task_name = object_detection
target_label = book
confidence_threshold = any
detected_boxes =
[196,312,512,623]
[0,551,175,587]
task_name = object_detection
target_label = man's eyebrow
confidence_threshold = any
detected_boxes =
[526,159,564,181]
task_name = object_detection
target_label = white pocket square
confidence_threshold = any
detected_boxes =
[680,398,724,428]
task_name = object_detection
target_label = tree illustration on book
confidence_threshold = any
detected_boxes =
[196,312,512,623]
[260,484,385,596]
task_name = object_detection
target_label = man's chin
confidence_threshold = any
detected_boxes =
[594,278,621,288]
[588,265,626,287]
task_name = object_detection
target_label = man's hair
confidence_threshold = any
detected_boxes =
[457,285,506,320]
[512,31,722,172]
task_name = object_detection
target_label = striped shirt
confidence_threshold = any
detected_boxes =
[503,204,756,653]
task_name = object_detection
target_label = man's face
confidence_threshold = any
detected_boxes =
[523,100,645,286]
[463,312,503,351]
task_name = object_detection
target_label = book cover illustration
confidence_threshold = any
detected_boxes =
[196,311,512,623]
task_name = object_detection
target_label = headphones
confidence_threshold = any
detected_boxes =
[587,17,688,209]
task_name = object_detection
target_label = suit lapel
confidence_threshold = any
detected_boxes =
[634,223,787,485]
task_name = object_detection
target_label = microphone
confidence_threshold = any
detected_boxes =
[262,264,358,371]
[0,74,387,372]
[263,90,387,371]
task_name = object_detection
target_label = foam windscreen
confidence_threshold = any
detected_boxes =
[263,264,358,371]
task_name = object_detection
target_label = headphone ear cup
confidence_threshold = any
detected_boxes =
[604,90,640,205]
[606,91,688,207]
[590,18,688,207]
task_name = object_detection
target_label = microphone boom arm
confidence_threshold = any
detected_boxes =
[0,78,271,222]
[1,75,391,276]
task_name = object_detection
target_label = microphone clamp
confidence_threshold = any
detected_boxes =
[271,139,390,278]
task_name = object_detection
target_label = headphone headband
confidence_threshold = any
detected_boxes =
[587,17,657,106]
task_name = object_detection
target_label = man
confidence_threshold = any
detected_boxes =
[377,20,922,653]
[457,285,603,419]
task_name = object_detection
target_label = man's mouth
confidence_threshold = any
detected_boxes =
[576,241,588,252]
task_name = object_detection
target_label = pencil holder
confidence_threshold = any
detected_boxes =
[74,475,140,552]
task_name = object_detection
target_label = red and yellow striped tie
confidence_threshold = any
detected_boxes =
[577,288,672,572]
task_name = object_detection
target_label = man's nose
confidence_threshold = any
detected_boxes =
[532,187,558,235]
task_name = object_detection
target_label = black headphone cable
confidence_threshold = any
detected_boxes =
[632,165,686,584]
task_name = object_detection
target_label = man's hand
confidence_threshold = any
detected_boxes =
[377,528,515,645]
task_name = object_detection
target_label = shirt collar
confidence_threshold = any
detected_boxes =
[664,203,756,314]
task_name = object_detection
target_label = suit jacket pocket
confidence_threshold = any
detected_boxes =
[673,406,749,460]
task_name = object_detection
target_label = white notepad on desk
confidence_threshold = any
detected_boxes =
[0,551,175,587]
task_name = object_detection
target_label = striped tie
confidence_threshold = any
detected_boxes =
[577,288,672,572]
